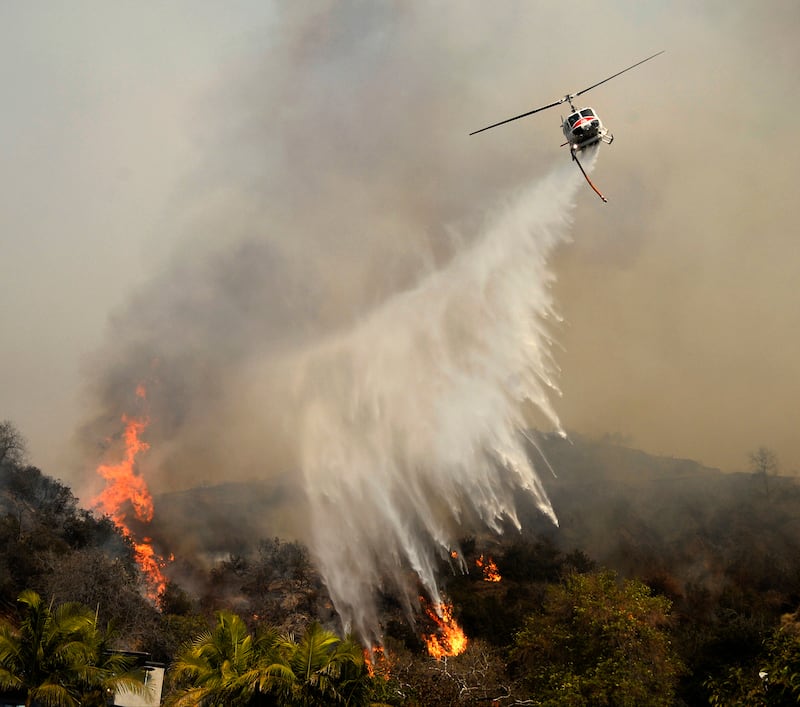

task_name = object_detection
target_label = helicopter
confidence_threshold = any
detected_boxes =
[470,51,664,203]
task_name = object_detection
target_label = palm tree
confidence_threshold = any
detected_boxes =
[278,622,366,707]
[167,610,292,706]
[0,589,146,707]
[76,621,150,707]
[167,613,370,706]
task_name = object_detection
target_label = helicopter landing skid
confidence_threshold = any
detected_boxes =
[572,151,608,203]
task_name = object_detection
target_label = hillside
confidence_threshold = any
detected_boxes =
[526,434,800,599]
[148,473,304,562]
[147,434,800,598]
[4,427,800,704]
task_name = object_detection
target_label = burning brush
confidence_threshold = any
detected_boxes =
[92,384,169,601]
[476,554,502,582]
[420,597,468,660]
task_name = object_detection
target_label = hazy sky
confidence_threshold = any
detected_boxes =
[2,1,799,490]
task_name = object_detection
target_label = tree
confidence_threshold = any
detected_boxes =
[705,611,800,706]
[243,540,320,633]
[75,623,152,707]
[0,589,145,707]
[40,547,161,651]
[0,420,26,467]
[511,570,683,706]
[749,446,780,496]
[277,621,366,706]
[167,610,286,706]
[167,612,369,706]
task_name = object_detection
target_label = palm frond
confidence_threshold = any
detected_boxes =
[28,680,80,707]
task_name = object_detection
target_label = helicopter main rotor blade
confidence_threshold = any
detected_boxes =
[469,98,565,136]
[468,50,664,136]
[574,50,664,98]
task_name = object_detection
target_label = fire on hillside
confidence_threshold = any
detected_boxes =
[421,597,468,659]
[476,554,501,582]
[92,384,169,601]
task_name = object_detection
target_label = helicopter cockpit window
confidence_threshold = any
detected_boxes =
[580,108,595,118]
[567,114,580,127]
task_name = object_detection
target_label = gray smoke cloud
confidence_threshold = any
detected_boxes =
[79,3,561,496]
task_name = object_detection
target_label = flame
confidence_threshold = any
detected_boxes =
[421,598,468,659]
[476,554,501,582]
[94,415,153,523]
[363,645,391,678]
[92,386,168,600]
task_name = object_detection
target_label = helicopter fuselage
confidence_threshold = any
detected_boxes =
[561,107,613,152]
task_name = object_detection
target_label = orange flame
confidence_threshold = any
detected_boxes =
[363,645,391,678]
[476,554,501,582]
[421,598,468,659]
[92,386,168,600]
[94,415,153,523]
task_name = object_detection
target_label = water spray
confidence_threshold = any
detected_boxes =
[289,155,594,643]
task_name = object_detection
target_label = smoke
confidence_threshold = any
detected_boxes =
[81,149,589,640]
[288,156,588,640]
[77,4,570,500]
[74,4,594,640]
[78,150,588,639]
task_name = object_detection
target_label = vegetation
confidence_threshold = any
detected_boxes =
[3,420,800,705]
[704,611,800,706]
[0,589,146,707]
[511,571,682,705]
[166,613,367,706]
[749,445,780,496]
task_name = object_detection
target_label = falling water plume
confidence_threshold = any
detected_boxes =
[287,153,595,643]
